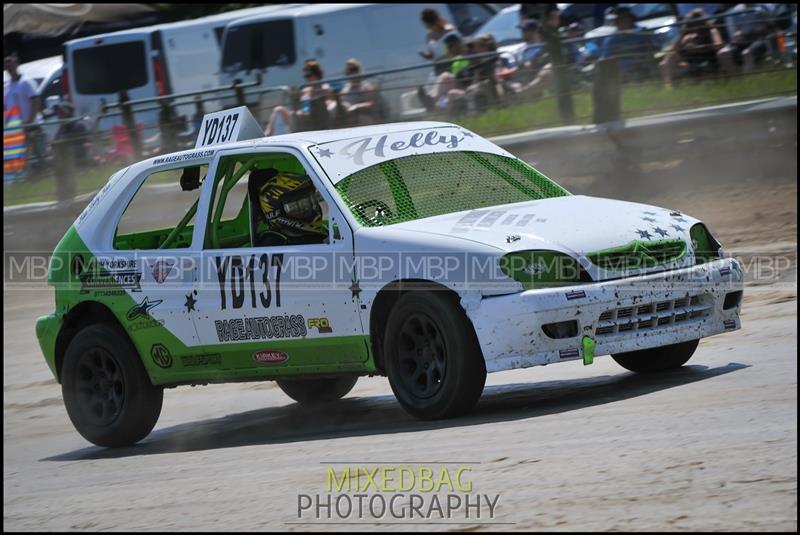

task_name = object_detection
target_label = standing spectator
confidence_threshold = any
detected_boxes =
[600,6,659,81]
[3,54,38,126]
[53,101,91,167]
[4,53,40,177]
[419,7,459,74]
[265,59,336,134]
[717,3,771,74]
[339,59,378,126]
[660,8,726,86]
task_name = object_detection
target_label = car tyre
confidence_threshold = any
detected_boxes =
[612,339,699,373]
[62,323,163,447]
[384,290,486,420]
[277,375,359,404]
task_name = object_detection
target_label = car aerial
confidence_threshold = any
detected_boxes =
[37,106,744,447]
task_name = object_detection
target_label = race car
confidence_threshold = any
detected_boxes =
[36,107,744,447]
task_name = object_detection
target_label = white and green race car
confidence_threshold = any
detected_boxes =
[36,107,744,447]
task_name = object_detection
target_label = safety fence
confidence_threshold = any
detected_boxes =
[4,8,797,204]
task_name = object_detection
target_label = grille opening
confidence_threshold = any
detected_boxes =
[599,311,614,322]
[596,325,615,335]
[638,319,653,329]
[542,320,579,339]
[723,291,743,310]
[674,312,688,322]
[637,304,653,314]
[674,298,688,308]
[619,322,634,332]
[656,302,670,312]
[689,310,704,319]
[690,295,700,305]
[617,307,633,318]
[596,294,712,337]
[658,316,671,326]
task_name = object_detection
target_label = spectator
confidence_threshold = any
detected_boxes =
[417,32,471,112]
[446,33,503,114]
[600,6,659,81]
[505,20,554,98]
[3,54,38,126]
[419,7,459,74]
[53,101,91,167]
[339,58,378,126]
[264,59,336,134]
[717,3,771,74]
[660,8,725,86]
[4,53,41,176]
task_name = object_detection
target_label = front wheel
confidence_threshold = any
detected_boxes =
[277,375,358,404]
[61,323,163,447]
[384,290,486,420]
[612,339,700,373]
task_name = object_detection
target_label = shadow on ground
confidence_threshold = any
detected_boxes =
[44,362,749,461]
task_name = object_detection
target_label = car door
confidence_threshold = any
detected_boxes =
[193,147,369,374]
[109,161,208,376]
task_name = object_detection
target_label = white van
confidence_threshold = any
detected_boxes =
[62,5,301,131]
[218,3,497,120]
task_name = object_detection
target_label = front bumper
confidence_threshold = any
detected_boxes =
[466,258,744,372]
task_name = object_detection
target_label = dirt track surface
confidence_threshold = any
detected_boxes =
[4,153,797,530]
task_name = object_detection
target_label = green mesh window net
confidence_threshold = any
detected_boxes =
[335,151,570,227]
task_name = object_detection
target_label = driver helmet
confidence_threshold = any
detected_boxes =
[254,168,326,239]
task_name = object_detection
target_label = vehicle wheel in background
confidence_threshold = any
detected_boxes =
[61,324,163,447]
[612,339,700,373]
[277,375,359,404]
[384,290,486,420]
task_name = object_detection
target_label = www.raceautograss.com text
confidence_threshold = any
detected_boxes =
[297,465,501,521]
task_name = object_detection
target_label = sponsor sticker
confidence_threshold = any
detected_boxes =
[559,348,579,359]
[152,260,174,284]
[253,350,289,365]
[565,290,586,300]
[307,317,332,333]
[151,344,173,368]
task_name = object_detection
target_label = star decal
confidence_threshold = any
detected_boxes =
[642,216,656,223]
[349,280,362,300]
[317,148,333,158]
[461,130,474,138]
[673,216,687,223]
[671,224,685,232]
[642,211,657,216]
[184,290,197,313]
[653,226,669,237]
[636,229,653,239]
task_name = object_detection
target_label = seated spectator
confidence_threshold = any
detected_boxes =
[417,32,471,111]
[445,33,503,114]
[53,101,91,167]
[717,3,771,74]
[419,7,460,75]
[264,59,336,135]
[339,58,378,126]
[600,6,659,82]
[660,8,725,86]
[497,20,554,99]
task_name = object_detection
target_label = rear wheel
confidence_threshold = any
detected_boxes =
[384,290,486,420]
[61,324,163,447]
[612,339,699,373]
[277,375,358,404]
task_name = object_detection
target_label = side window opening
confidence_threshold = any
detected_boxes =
[205,153,329,249]
[114,164,207,250]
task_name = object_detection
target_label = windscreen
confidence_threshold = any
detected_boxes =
[221,19,295,72]
[334,152,570,227]
[73,41,148,94]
